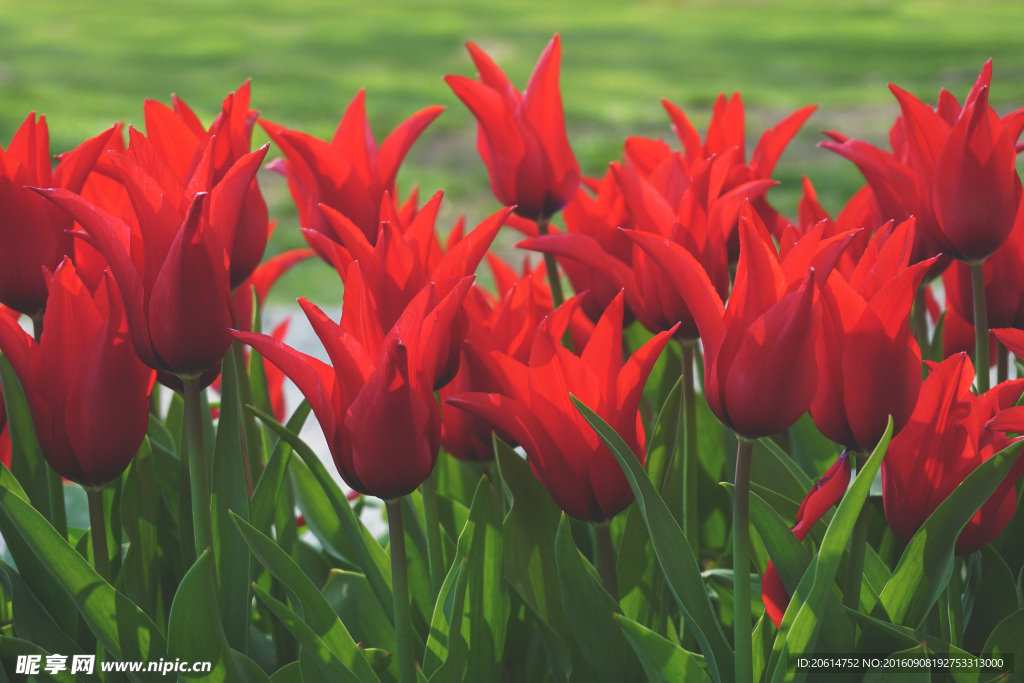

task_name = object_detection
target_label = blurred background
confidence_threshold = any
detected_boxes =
[3,0,1024,303]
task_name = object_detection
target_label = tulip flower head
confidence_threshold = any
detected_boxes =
[446,34,580,221]
[446,292,675,522]
[0,259,154,487]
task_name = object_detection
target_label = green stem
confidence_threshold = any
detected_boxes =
[733,436,754,683]
[386,499,417,683]
[182,375,214,560]
[969,261,990,392]
[998,343,1009,384]
[947,559,964,648]
[87,487,111,583]
[232,340,266,491]
[420,471,445,598]
[536,216,565,308]
[149,382,162,418]
[681,343,699,551]
[595,522,619,602]
[842,451,870,611]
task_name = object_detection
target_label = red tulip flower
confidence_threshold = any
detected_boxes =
[0,114,116,316]
[446,34,580,221]
[37,128,268,377]
[627,203,851,439]
[0,259,154,487]
[145,80,274,287]
[233,264,472,500]
[810,219,935,451]
[881,353,1024,554]
[446,292,675,522]
[261,89,443,249]
[762,451,852,627]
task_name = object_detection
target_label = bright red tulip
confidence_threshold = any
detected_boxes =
[145,80,274,287]
[36,128,267,377]
[0,114,115,315]
[446,292,675,522]
[810,219,934,451]
[0,259,154,487]
[446,34,580,221]
[261,89,443,249]
[233,264,472,500]
[881,353,1024,554]
[627,203,850,439]
[762,451,851,627]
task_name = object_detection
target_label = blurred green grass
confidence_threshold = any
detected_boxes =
[3,0,1024,302]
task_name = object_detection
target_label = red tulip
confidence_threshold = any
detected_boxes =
[261,89,443,249]
[0,259,154,487]
[36,128,267,377]
[0,114,116,315]
[446,34,580,221]
[232,247,314,333]
[762,451,852,627]
[145,80,274,287]
[627,203,850,439]
[810,219,934,451]
[233,264,472,500]
[881,353,1024,554]
[446,292,675,522]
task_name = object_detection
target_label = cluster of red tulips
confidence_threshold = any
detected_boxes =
[1,34,1023,683]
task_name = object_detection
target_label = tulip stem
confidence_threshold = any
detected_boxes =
[969,261,990,392]
[947,559,964,648]
[681,343,699,551]
[420,471,445,597]
[998,343,1009,384]
[595,521,619,601]
[231,340,266,491]
[386,499,417,683]
[733,436,754,683]
[182,375,214,562]
[86,487,111,583]
[536,216,565,308]
[842,451,870,611]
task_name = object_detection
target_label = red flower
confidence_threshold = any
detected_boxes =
[261,89,443,249]
[233,264,472,500]
[627,203,850,439]
[810,219,934,451]
[446,292,674,522]
[446,34,580,220]
[0,114,115,315]
[0,259,154,487]
[762,452,852,628]
[145,81,274,287]
[37,128,268,376]
[881,353,1024,554]
[232,247,314,333]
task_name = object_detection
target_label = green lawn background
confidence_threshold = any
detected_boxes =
[2,0,1023,302]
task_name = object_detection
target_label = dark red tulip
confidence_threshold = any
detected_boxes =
[762,452,852,628]
[0,259,154,487]
[0,114,115,316]
[37,127,267,377]
[234,264,472,500]
[627,203,851,439]
[810,219,934,451]
[261,89,443,248]
[881,353,1024,554]
[446,292,675,522]
[446,34,580,221]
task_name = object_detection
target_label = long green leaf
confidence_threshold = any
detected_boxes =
[121,438,161,624]
[250,402,310,534]
[231,512,380,682]
[0,637,77,683]
[571,395,733,683]
[875,440,1024,629]
[615,614,711,682]
[422,558,469,682]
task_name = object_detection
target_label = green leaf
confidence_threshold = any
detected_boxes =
[422,558,469,682]
[615,614,711,682]
[766,418,892,682]
[0,355,53,528]
[963,545,1019,654]
[0,637,78,683]
[747,489,810,595]
[269,662,301,682]
[875,440,1024,629]
[0,476,166,680]
[0,560,81,662]
[453,477,508,682]
[982,608,1024,680]
[250,402,310,534]
[167,549,247,681]
[120,438,162,624]
[571,395,733,683]
[231,512,381,682]
[210,347,253,652]
[555,515,640,683]
[323,570,397,681]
